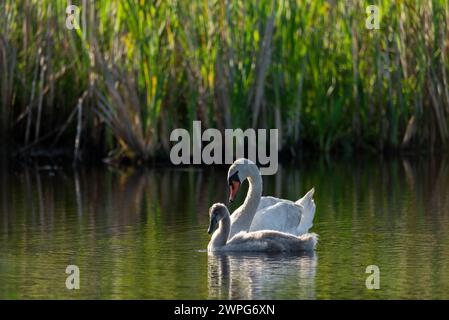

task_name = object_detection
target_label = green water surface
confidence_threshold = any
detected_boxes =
[0,157,448,299]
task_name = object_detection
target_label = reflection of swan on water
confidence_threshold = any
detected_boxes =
[207,251,317,299]
[207,203,317,252]
[227,158,316,238]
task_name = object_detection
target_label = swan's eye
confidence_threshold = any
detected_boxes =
[228,171,240,185]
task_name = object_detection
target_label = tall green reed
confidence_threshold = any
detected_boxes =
[1,0,448,161]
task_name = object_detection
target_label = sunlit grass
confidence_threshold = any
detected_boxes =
[0,0,448,160]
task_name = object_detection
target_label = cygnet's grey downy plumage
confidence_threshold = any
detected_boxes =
[207,203,318,252]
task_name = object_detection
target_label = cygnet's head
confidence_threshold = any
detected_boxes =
[207,203,229,235]
[227,158,259,203]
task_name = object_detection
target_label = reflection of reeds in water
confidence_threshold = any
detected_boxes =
[207,252,317,299]
[402,157,449,218]
[0,166,231,235]
[0,157,9,234]
[4,158,447,237]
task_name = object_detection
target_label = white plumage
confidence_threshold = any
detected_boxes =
[227,158,316,238]
[207,203,317,253]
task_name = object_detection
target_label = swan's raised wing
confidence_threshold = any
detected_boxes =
[295,188,316,235]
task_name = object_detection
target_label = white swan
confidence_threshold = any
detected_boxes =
[227,158,316,239]
[207,203,317,252]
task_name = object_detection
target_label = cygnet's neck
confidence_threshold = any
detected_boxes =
[209,214,231,249]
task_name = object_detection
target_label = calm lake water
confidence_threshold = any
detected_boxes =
[0,157,448,299]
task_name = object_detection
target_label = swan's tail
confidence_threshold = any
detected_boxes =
[295,188,316,235]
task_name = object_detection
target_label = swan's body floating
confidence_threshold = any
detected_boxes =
[207,203,317,252]
[227,158,316,238]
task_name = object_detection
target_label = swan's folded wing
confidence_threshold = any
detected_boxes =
[257,196,282,211]
[226,230,318,252]
[249,202,302,235]
[247,231,318,251]
[257,196,303,212]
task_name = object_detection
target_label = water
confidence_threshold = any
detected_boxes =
[0,157,448,299]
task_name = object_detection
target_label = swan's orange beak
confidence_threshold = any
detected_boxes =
[229,181,240,203]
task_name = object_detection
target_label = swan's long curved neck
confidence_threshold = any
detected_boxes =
[210,215,231,248]
[230,166,262,237]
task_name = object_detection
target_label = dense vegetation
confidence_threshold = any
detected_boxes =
[1,0,448,163]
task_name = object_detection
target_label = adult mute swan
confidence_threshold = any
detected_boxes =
[227,158,316,239]
[207,203,317,252]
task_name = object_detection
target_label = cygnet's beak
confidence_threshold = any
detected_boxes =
[207,219,218,235]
